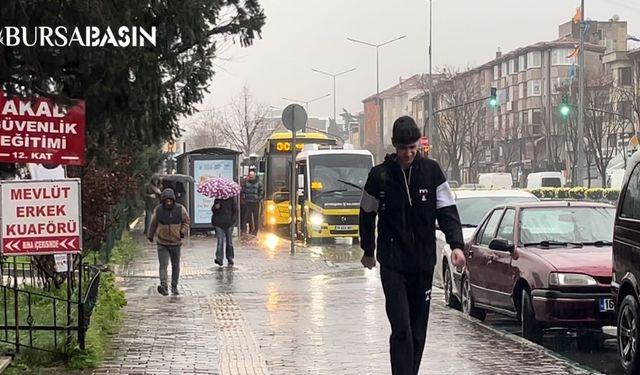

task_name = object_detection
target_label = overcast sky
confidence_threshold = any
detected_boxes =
[185,0,640,126]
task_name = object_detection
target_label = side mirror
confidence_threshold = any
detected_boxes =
[298,174,305,189]
[489,238,514,253]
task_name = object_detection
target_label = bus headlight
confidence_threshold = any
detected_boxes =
[310,213,324,226]
[266,203,276,212]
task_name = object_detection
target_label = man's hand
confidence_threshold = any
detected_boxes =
[361,255,376,269]
[148,236,154,243]
[451,248,466,269]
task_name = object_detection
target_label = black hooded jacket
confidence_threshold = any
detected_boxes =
[211,197,238,229]
[359,154,464,273]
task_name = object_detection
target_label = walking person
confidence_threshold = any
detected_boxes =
[241,168,263,236]
[143,177,162,235]
[147,188,190,296]
[211,196,237,266]
[359,116,466,375]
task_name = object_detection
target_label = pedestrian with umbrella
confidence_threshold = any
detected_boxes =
[198,177,241,266]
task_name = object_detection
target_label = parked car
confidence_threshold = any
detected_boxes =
[456,183,487,190]
[478,173,514,189]
[526,171,566,188]
[456,201,616,347]
[435,190,539,309]
[613,151,640,374]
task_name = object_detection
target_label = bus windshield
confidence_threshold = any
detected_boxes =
[309,153,372,208]
[266,154,290,198]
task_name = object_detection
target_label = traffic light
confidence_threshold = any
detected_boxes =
[560,96,571,117]
[489,87,498,108]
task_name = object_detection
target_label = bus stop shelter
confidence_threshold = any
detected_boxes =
[176,147,242,234]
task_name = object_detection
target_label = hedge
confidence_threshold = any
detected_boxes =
[526,187,619,202]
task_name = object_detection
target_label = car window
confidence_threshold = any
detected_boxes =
[456,196,538,226]
[479,209,504,246]
[621,163,640,220]
[496,209,516,241]
[520,206,615,244]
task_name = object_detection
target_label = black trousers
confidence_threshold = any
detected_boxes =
[381,266,434,375]
[244,201,260,234]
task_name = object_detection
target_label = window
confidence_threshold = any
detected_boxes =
[494,65,500,80]
[509,86,514,101]
[551,48,575,66]
[496,209,516,241]
[522,110,529,125]
[509,59,517,75]
[621,163,640,220]
[501,62,508,78]
[527,80,542,96]
[520,207,615,243]
[456,197,536,227]
[527,51,541,68]
[620,67,633,86]
[551,77,571,94]
[479,209,505,246]
[519,82,526,98]
[621,101,633,119]
[519,55,527,71]
[532,109,542,124]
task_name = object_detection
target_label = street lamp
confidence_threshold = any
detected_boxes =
[348,35,406,160]
[281,93,331,118]
[311,67,356,122]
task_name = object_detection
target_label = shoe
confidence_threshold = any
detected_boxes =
[171,287,180,295]
[157,285,169,296]
[214,259,223,266]
[228,260,234,266]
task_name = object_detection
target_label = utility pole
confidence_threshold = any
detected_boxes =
[576,0,586,186]
[427,0,434,153]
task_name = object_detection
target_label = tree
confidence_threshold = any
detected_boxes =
[220,86,277,155]
[433,68,483,182]
[0,0,265,259]
[182,110,226,151]
[0,0,266,160]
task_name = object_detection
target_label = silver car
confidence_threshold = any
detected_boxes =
[435,189,539,309]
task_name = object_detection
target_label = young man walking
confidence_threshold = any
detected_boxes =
[359,116,466,375]
[148,188,190,296]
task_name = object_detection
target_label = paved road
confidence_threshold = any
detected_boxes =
[93,234,603,374]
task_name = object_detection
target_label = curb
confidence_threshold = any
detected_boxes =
[440,295,604,374]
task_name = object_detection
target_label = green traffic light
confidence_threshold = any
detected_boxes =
[489,98,498,107]
[560,105,570,117]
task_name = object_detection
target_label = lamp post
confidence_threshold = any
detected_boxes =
[311,67,357,123]
[347,35,406,160]
[282,94,331,131]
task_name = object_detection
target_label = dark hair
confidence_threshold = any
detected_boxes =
[392,116,421,145]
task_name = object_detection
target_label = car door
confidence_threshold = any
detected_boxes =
[614,162,640,302]
[468,208,505,305]
[485,208,517,312]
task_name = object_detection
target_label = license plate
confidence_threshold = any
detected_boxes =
[599,298,615,312]
[335,225,352,231]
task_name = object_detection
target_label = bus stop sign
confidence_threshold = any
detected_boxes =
[282,104,307,132]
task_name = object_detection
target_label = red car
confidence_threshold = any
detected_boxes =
[457,201,616,346]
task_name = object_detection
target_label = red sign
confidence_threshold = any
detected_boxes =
[1,180,82,256]
[0,90,85,165]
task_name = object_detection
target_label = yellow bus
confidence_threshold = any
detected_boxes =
[296,145,374,243]
[258,131,338,235]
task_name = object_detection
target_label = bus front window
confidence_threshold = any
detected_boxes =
[267,154,290,198]
[309,154,372,208]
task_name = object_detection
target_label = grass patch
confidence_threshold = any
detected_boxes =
[2,232,136,372]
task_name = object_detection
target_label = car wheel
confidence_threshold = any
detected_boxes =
[461,276,486,321]
[618,294,640,375]
[444,264,461,310]
[521,290,543,344]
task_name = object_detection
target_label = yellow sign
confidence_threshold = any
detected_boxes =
[630,135,638,147]
[275,142,304,152]
[311,181,323,190]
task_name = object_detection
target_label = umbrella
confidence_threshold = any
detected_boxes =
[197,177,241,199]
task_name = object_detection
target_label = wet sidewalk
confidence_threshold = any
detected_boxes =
[93,233,600,375]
